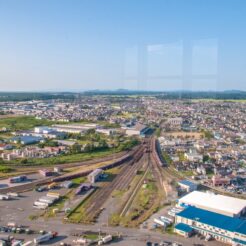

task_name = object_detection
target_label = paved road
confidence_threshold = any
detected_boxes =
[0,214,224,246]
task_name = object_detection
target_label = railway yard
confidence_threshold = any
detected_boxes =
[0,136,189,245]
[0,136,236,246]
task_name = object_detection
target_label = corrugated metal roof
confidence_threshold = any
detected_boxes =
[177,206,246,234]
[179,191,246,216]
[175,223,193,233]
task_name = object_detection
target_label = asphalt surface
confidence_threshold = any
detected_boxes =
[0,217,224,246]
[0,170,225,246]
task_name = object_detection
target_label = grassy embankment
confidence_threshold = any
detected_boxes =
[110,171,162,227]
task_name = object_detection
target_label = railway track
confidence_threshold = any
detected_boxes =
[120,153,150,217]
[81,144,147,223]
[0,177,53,194]
[149,136,172,198]
[114,152,147,191]
[112,139,151,191]
[0,146,141,194]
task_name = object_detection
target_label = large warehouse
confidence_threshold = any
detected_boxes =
[175,206,246,245]
[178,191,246,218]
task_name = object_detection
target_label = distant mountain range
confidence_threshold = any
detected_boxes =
[0,90,246,101]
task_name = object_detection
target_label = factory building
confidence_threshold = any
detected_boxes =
[52,124,97,134]
[125,123,149,136]
[178,191,246,218]
[175,206,246,245]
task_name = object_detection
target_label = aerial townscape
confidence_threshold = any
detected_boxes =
[0,92,245,246]
[1,0,246,245]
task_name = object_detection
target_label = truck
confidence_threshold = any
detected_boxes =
[167,211,176,217]
[11,240,22,246]
[0,195,10,201]
[171,208,183,213]
[16,227,25,234]
[160,216,172,225]
[7,222,17,228]
[154,218,167,227]
[73,238,91,245]
[47,182,57,190]
[7,192,19,198]
[33,201,49,208]
[33,204,48,210]
[38,197,56,205]
[22,241,33,246]
[98,235,113,245]
[9,175,27,183]
[102,235,112,243]
[35,186,46,192]
[161,216,174,223]
[205,235,212,241]
[47,192,60,199]
[34,232,57,245]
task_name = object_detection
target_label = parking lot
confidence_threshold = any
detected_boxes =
[0,186,226,246]
[0,186,70,224]
[0,173,45,189]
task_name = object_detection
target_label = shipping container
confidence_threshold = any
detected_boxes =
[46,192,60,199]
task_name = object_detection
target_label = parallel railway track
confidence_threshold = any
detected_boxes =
[0,145,141,194]
[81,144,147,223]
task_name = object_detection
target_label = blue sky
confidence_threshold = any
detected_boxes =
[0,0,245,91]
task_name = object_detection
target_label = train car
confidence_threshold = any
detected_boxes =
[47,182,58,189]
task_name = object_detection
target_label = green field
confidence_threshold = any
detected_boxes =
[192,99,246,103]
[0,116,54,131]
[0,115,138,166]
[0,165,14,173]
[4,147,121,166]
[0,116,120,132]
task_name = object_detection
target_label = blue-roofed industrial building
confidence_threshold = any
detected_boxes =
[178,191,246,218]
[174,223,194,238]
[175,206,246,245]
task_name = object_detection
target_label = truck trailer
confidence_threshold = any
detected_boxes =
[34,232,57,245]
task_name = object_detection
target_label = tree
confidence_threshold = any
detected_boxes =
[70,144,82,154]
[87,129,95,135]
[83,143,94,152]
[99,139,108,149]
[155,128,161,137]
[20,158,28,164]
[203,155,210,163]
